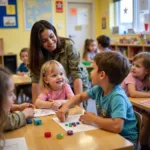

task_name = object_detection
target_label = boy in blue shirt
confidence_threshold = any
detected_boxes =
[57,51,138,146]
[16,48,29,76]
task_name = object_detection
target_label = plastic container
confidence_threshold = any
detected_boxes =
[82,61,91,66]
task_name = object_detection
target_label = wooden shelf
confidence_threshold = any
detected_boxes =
[110,43,150,59]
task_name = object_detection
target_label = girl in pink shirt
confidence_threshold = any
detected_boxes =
[121,52,150,150]
[35,60,74,110]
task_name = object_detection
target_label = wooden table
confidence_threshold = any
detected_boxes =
[4,106,133,150]
[12,75,31,86]
[129,97,150,113]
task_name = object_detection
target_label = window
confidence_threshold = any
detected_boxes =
[115,0,150,34]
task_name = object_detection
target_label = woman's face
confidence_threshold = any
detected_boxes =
[40,29,57,52]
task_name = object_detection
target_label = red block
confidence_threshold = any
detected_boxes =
[44,132,51,138]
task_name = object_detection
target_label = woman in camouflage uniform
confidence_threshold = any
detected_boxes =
[29,20,89,107]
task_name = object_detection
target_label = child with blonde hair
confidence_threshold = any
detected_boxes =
[83,39,98,62]
[35,60,74,110]
[121,52,150,150]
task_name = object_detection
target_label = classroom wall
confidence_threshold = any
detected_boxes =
[0,0,101,65]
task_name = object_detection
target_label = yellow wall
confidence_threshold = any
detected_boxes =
[0,0,101,65]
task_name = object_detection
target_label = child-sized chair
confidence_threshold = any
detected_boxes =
[134,111,142,150]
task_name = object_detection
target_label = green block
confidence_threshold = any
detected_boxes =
[56,133,63,139]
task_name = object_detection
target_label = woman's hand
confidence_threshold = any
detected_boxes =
[79,112,96,125]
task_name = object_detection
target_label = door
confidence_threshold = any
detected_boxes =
[67,2,93,60]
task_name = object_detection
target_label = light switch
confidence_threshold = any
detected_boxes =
[57,24,62,29]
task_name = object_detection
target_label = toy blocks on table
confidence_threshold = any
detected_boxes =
[33,118,42,126]
[44,132,51,138]
[26,119,32,124]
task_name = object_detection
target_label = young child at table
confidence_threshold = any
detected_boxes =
[121,52,150,150]
[97,35,110,52]
[35,60,74,110]
[16,48,29,76]
[16,48,32,100]
[0,67,34,132]
[57,51,138,147]
[83,39,98,62]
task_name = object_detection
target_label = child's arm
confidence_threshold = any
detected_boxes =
[35,98,56,109]
[79,112,124,133]
[4,108,34,131]
[128,83,150,98]
[57,92,89,122]
[11,103,34,112]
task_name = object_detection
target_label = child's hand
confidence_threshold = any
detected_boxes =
[56,105,69,122]
[49,100,62,110]
[20,103,34,111]
[22,108,34,119]
[79,112,96,125]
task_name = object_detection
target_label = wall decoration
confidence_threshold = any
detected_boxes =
[70,8,77,16]
[102,17,106,29]
[24,0,53,30]
[77,8,88,25]
[112,26,119,34]
[0,0,18,28]
[56,1,63,13]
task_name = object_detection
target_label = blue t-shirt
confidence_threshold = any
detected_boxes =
[16,63,28,73]
[87,85,138,144]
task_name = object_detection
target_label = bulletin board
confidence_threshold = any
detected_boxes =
[0,0,18,28]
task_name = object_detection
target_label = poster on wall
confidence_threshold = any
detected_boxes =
[24,0,53,30]
[0,0,8,6]
[56,1,63,13]
[77,8,88,25]
[0,0,18,28]
[102,17,106,29]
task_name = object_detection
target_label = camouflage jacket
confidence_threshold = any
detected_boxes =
[31,40,89,90]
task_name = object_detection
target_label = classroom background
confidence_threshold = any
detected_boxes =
[1,0,150,67]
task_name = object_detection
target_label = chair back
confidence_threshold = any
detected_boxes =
[134,110,142,150]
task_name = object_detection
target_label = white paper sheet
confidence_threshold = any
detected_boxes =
[1,137,28,150]
[77,8,88,25]
[34,109,56,117]
[52,114,98,133]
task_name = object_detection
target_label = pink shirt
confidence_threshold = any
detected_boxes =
[121,73,145,96]
[38,84,74,101]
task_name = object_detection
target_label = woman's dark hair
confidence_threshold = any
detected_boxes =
[29,20,70,76]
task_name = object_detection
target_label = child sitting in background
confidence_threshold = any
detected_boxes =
[121,52,150,150]
[83,39,98,62]
[16,48,29,76]
[0,67,34,132]
[57,51,138,147]
[97,35,110,52]
[35,60,74,110]
[16,48,32,100]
